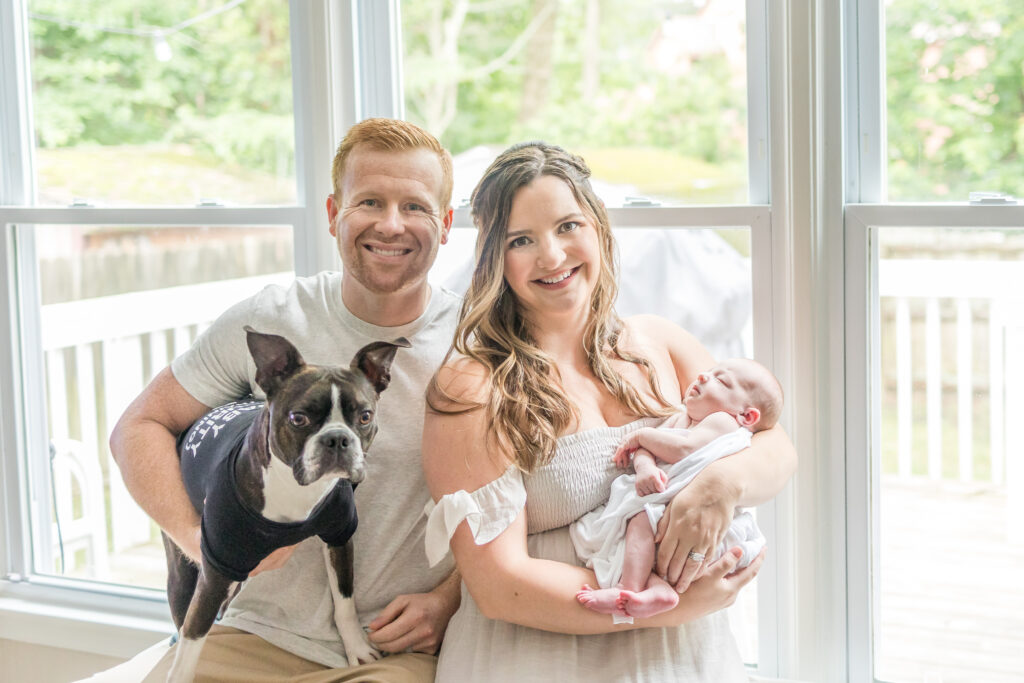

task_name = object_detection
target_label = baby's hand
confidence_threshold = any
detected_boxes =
[635,467,668,496]
[613,431,644,469]
[613,443,635,469]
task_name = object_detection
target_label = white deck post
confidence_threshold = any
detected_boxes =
[896,298,912,477]
[926,297,943,479]
[1005,314,1023,545]
[956,298,972,482]
[103,335,152,552]
[989,299,1005,485]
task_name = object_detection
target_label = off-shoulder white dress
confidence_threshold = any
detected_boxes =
[425,418,749,683]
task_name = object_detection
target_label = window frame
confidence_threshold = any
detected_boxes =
[843,1,1024,681]
[0,0,812,677]
[0,0,342,656]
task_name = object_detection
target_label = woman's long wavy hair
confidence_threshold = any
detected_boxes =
[427,142,673,472]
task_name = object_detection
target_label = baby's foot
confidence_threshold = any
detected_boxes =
[616,588,679,619]
[576,584,627,616]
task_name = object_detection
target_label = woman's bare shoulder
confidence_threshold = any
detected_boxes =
[620,314,715,375]
[620,314,697,350]
[430,354,492,408]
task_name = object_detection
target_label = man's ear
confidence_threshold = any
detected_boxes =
[440,207,453,245]
[738,406,761,429]
[327,194,340,237]
[351,338,412,396]
[246,327,306,397]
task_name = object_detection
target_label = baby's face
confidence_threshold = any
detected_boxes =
[682,361,757,422]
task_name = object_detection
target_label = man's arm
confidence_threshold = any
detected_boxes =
[367,568,462,655]
[109,367,210,562]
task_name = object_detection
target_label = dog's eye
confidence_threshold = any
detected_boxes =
[288,412,310,427]
[358,410,373,425]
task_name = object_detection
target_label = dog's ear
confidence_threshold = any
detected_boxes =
[351,337,411,395]
[245,327,306,397]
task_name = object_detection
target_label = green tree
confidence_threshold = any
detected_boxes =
[886,0,1024,200]
[30,0,293,175]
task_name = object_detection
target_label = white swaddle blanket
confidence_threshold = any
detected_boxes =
[569,427,765,600]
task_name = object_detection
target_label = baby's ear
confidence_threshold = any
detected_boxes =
[738,406,761,429]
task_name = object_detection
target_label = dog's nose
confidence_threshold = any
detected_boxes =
[319,429,350,451]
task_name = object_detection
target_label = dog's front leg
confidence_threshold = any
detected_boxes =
[325,542,381,667]
[166,563,236,683]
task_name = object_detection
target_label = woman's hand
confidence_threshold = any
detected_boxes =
[684,547,764,615]
[654,468,739,592]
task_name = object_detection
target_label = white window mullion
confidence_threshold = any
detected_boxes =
[0,227,31,580]
[0,0,35,206]
[846,0,885,204]
[354,0,404,121]
[290,0,340,276]
[843,207,876,683]
[746,0,771,205]
[0,0,35,582]
[10,224,54,581]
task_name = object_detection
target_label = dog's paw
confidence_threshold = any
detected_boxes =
[343,631,382,667]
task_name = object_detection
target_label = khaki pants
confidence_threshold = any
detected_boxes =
[135,626,436,683]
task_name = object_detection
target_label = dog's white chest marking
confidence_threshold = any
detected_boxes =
[261,455,337,522]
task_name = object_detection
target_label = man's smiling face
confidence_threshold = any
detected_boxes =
[328,145,451,299]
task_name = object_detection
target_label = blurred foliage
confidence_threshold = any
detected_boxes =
[887,0,1024,200]
[30,0,294,188]
[402,0,750,203]
[28,0,1024,205]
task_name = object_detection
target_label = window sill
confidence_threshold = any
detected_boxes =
[0,580,172,659]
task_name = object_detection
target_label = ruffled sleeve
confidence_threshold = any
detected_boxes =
[423,466,526,567]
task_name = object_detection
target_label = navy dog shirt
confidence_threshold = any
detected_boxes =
[178,400,358,582]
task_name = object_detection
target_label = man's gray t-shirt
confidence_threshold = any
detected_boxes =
[170,272,459,667]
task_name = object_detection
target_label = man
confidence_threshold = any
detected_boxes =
[108,118,462,682]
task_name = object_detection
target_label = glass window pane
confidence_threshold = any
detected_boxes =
[403,1,750,207]
[29,1,296,207]
[875,227,1024,681]
[886,2,1024,201]
[28,224,293,589]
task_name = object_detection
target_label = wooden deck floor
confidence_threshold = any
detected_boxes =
[876,477,1024,683]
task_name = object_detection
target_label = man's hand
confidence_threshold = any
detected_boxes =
[366,586,459,655]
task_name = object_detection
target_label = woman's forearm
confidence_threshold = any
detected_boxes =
[707,424,797,507]
[459,547,720,634]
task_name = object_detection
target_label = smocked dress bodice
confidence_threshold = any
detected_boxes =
[427,418,748,683]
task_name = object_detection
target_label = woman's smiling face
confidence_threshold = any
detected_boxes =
[501,175,602,325]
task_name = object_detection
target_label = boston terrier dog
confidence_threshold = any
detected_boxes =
[163,328,410,682]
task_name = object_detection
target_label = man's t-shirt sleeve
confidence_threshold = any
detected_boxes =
[170,296,256,407]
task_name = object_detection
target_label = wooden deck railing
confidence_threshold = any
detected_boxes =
[37,259,1023,581]
[879,258,1023,541]
[39,273,292,579]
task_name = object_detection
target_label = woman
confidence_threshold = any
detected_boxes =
[422,142,796,681]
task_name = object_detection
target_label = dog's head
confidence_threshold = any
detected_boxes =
[245,327,410,486]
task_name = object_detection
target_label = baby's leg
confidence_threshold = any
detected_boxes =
[615,513,678,618]
[576,512,665,616]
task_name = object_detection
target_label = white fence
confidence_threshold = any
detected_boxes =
[879,259,1023,540]
[40,273,292,580]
